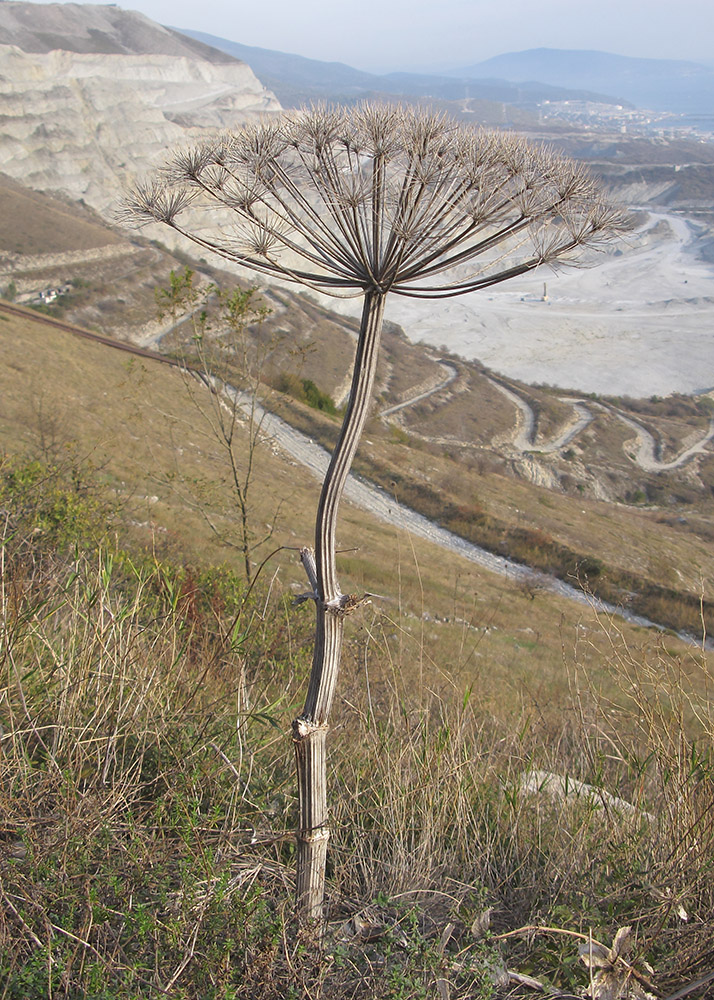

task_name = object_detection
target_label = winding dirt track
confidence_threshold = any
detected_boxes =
[600,405,714,472]
[380,361,459,416]
[0,301,702,643]
[487,380,595,454]
[477,375,713,471]
[377,357,713,470]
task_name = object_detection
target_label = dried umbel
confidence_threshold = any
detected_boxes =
[126,103,625,299]
[126,104,625,925]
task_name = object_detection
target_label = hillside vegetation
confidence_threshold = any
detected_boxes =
[1,121,713,995]
[1,411,712,997]
[3,195,714,641]
[1,202,713,995]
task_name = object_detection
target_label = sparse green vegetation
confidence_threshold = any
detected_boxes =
[272,372,338,414]
[152,269,281,585]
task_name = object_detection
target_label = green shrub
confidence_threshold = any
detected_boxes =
[272,373,337,414]
[0,454,112,551]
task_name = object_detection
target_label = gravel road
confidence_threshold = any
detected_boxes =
[488,380,712,469]
[605,408,714,472]
[217,378,694,642]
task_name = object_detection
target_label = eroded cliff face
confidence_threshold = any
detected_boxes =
[0,9,281,217]
[0,1,237,60]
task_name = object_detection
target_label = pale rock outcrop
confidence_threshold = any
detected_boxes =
[0,40,280,217]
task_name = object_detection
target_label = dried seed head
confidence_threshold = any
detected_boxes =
[121,180,196,227]
[123,103,624,298]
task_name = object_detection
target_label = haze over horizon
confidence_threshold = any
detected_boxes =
[7,0,714,73]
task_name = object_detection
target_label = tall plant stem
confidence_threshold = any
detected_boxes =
[293,289,386,923]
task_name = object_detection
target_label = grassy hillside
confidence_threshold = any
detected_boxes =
[0,301,661,693]
[2,161,713,641]
[1,314,712,996]
[4,250,714,644]
[0,172,125,257]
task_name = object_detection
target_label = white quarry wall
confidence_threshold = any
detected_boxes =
[0,44,281,217]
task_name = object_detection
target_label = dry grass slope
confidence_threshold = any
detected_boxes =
[1,454,712,997]
[0,173,124,256]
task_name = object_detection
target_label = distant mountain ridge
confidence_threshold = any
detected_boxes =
[178,28,630,109]
[448,48,714,116]
[174,32,376,97]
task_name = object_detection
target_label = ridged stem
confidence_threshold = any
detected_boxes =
[293,289,386,923]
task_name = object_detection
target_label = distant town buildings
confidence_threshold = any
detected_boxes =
[539,99,714,142]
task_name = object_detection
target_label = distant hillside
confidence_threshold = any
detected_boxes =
[178,28,627,109]
[0,173,124,257]
[171,31,376,104]
[449,48,714,116]
[0,0,235,62]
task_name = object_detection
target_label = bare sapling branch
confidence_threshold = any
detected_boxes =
[152,267,278,585]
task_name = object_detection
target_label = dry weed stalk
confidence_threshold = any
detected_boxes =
[125,103,626,923]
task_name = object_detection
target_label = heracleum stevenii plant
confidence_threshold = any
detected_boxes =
[125,103,626,924]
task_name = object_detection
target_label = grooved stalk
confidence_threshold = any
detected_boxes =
[294,290,386,923]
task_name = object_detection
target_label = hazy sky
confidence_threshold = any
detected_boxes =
[28,0,714,71]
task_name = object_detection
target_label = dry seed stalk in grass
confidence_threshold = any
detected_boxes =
[125,102,626,924]
[3,497,712,992]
